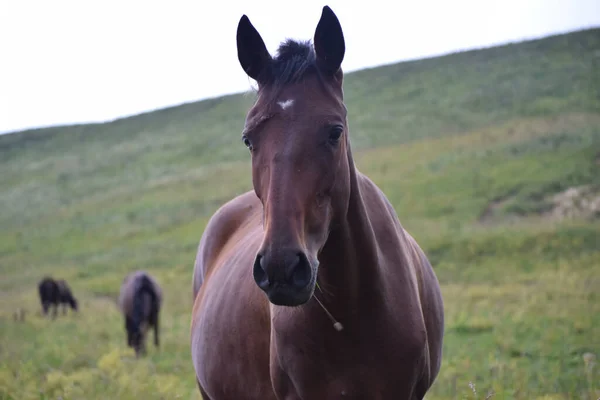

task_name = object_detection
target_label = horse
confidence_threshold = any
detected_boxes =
[38,277,78,318]
[118,271,162,357]
[191,6,445,399]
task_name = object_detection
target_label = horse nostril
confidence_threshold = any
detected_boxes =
[253,254,269,290]
[290,253,312,289]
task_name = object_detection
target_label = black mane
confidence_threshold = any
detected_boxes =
[264,39,318,88]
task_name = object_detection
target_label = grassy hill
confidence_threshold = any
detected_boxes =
[1,28,599,399]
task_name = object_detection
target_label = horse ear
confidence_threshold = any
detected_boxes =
[313,6,345,77]
[237,15,272,83]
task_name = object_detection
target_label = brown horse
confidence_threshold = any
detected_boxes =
[118,271,162,357]
[191,6,444,399]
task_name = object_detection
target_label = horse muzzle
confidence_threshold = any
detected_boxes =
[253,249,316,306]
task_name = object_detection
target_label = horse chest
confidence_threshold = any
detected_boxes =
[273,366,382,400]
[271,323,426,400]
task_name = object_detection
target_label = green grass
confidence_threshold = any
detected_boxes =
[1,28,600,399]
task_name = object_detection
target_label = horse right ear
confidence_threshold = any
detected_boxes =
[237,15,272,83]
[313,6,345,77]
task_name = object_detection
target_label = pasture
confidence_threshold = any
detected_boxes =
[1,28,599,399]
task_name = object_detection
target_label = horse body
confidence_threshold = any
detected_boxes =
[193,179,443,400]
[119,271,162,356]
[38,277,78,318]
[191,6,444,399]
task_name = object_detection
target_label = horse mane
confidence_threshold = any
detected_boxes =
[261,39,320,90]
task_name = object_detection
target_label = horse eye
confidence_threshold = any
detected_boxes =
[328,125,344,144]
[242,135,253,150]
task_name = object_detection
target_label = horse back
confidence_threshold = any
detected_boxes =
[191,191,276,399]
[119,271,162,317]
[192,191,262,300]
[55,279,72,300]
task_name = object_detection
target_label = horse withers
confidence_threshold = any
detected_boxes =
[118,271,162,357]
[38,277,78,318]
[191,6,445,399]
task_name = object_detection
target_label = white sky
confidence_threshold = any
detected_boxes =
[0,0,598,134]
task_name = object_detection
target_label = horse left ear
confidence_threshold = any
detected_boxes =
[313,6,345,77]
[237,15,272,83]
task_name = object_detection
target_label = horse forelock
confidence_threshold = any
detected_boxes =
[264,39,317,89]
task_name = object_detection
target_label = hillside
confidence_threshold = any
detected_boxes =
[1,28,599,399]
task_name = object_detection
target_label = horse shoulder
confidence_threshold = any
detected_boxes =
[404,233,445,384]
[357,172,444,370]
[363,173,445,387]
[192,190,261,299]
[191,191,272,398]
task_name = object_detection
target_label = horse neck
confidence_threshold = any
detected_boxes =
[315,145,381,314]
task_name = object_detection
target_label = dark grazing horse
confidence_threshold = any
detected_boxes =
[191,6,445,400]
[38,277,78,318]
[118,271,162,357]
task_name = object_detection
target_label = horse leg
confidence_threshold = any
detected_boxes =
[63,304,67,315]
[414,368,431,400]
[153,321,159,348]
[52,304,58,319]
[139,335,147,357]
[152,311,160,348]
[125,317,134,347]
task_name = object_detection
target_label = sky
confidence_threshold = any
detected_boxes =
[0,0,599,134]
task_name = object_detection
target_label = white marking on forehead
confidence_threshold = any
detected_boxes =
[277,99,294,110]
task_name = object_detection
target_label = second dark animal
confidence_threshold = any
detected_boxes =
[118,271,163,357]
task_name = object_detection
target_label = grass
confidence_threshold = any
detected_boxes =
[1,28,599,399]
